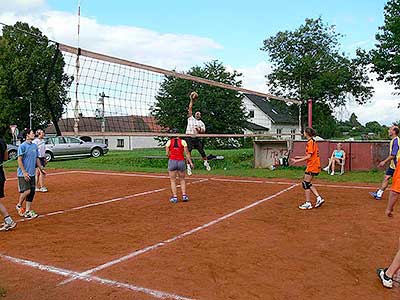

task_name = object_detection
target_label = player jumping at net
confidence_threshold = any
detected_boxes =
[377,164,400,288]
[185,91,211,175]
[15,128,46,219]
[0,134,16,231]
[166,129,194,203]
[370,125,400,200]
[290,127,325,210]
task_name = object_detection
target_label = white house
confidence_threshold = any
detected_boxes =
[243,93,300,140]
[46,115,160,150]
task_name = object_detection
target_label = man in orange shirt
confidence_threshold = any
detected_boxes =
[377,166,400,288]
[291,127,325,210]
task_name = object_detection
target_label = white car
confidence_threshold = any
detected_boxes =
[44,136,109,162]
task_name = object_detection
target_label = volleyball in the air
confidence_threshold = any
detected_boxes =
[190,91,199,102]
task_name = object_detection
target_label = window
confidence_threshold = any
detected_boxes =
[105,139,108,146]
[65,137,81,144]
[291,129,296,140]
[54,137,66,144]
[117,139,124,148]
[249,110,254,118]
[276,128,282,139]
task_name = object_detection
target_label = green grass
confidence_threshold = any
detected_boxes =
[3,148,385,184]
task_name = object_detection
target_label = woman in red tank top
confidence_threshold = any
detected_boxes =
[166,130,194,203]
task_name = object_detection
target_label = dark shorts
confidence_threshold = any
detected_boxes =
[305,172,319,176]
[0,180,4,198]
[18,176,36,193]
[38,157,47,168]
[386,167,395,177]
[185,137,203,152]
[168,159,186,172]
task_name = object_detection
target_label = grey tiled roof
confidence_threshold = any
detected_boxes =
[244,93,297,124]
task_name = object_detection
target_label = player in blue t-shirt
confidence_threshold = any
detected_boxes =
[15,129,46,219]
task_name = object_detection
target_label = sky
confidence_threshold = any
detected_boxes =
[0,0,397,125]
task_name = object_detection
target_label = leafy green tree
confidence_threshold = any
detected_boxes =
[349,113,362,128]
[365,121,383,134]
[260,18,373,137]
[370,0,400,90]
[151,60,247,148]
[0,22,72,137]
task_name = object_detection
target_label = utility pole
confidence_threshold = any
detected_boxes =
[98,92,109,141]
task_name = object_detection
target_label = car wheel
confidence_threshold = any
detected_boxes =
[8,150,17,160]
[45,151,53,162]
[91,147,102,158]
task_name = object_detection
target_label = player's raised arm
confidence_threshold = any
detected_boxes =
[188,92,198,118]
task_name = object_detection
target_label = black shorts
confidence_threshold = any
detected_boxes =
[0,180,4,198]
[38,157,47,168]
[386,167,395,177]
[305,172,319,176]
[185,137,203,152]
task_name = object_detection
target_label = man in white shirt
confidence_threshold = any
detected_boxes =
[185,92,211,175]
[33,129,48,192]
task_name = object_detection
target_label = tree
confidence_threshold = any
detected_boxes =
[370,0,400,90]
[151,60,247,148]
[365,121,382,134]
[0,22,73,137]
[349,113,361,128]
[260,18,373,137]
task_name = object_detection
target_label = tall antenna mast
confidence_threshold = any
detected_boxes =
[73,0,81,136]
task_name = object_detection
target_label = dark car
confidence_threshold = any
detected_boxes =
[44,136,109,162]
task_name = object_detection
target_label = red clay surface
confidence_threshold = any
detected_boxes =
[1,169,400,300]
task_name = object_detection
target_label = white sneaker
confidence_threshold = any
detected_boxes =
[0,220,16,231]
[23,210,38,220]
[298,201,313,210]
[204,161,211,171]
[186,165,192,176]
[35,187,40,192]
[330,171,335,176]
[323,166,329,172]
[315,197,325,208]
[40,186,48,192]
[377,268,393,288]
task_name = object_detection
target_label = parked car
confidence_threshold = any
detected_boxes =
[44,136,108,162]
[7,144,18,160]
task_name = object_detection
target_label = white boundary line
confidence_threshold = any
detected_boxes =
[6,170,79,181]
[16,178,209,223]
[73,170,376,189]
[59,184,298,286]
[0,254,194,300]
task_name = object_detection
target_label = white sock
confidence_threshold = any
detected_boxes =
[377,189,384,197]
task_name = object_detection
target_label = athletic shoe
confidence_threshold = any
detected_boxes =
[169,196,178,204]
[182,195,189,202]
[315,198,325,208]
[323,166,329,172]
[204,161,211,171]
[35,187,41,192]
[330,171,335,176]
[0,221,16,231]
[369,191,381,200]
[187,165,192,176]
[298,201,313,210]
[23,210,38,220]
[377,268,393,288]
[40,186,48,192]
[16,205,25,217]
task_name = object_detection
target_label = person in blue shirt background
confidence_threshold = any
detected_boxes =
[15,128,46,219]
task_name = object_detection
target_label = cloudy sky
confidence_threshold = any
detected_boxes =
[0,0,397,125]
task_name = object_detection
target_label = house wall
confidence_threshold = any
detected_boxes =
[243,97,272,129]
[92,136,160,150]
[243,97,300,140]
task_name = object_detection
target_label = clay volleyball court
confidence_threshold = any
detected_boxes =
[0,170,399,300]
